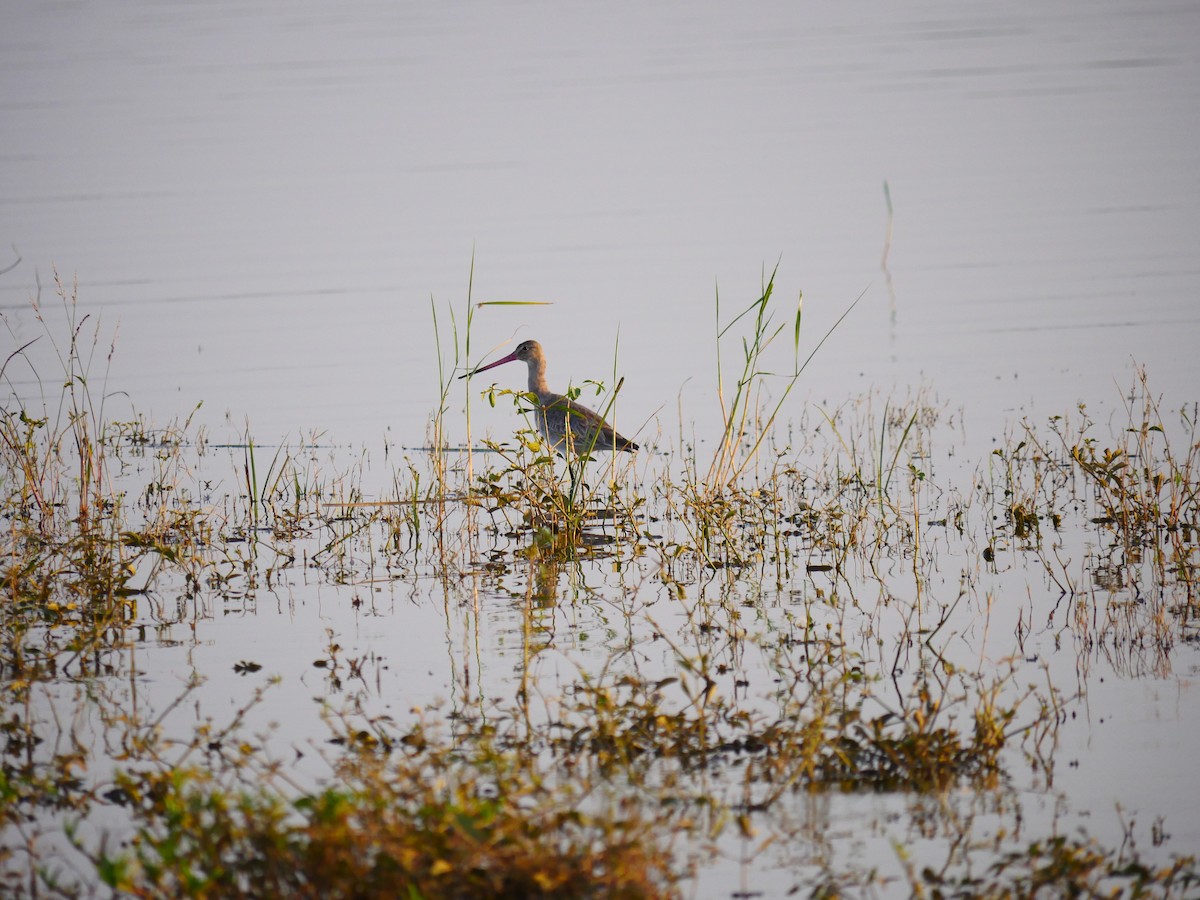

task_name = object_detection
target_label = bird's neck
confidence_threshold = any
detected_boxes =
[527,358,550,395]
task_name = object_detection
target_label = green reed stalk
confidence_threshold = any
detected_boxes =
[244,434,259,523]
[706,263,865,490]
[463,252,477,495]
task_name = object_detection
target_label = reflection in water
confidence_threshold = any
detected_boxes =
[529,539,562,610]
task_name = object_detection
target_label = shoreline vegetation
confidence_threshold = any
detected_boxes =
[2,277,1197,897]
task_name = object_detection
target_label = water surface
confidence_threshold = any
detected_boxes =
[3,1,1199,895]
[4,1,1195,446]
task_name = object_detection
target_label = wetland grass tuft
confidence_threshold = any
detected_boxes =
[92,719,679,899]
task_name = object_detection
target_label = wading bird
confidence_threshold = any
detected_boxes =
[460,340,638,456]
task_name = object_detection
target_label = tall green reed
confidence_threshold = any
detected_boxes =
[704,264,865,491]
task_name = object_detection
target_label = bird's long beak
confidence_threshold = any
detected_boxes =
[458,349,520,380]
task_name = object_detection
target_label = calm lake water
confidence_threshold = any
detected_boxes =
[3,1,1199,895]
[5,0,1197,447]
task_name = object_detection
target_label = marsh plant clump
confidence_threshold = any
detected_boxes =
[1,279,1198,897]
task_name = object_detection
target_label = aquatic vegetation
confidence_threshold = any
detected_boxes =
[1,279,1197,896]
[89,722,680,899]
[909,832,1200,898]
